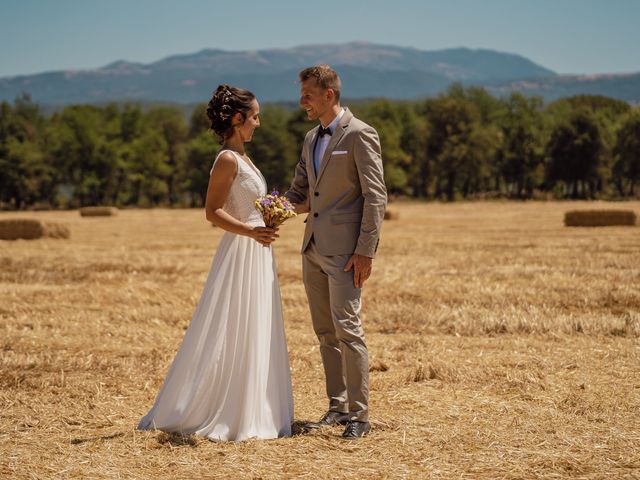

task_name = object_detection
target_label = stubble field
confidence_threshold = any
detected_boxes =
[1,201,639,479]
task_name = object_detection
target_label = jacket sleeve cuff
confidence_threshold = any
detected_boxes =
[355,238,379,259]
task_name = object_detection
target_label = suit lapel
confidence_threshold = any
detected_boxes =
[316,108,352,185]
[306,126,319,187]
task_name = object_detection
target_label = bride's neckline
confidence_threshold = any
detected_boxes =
[221,148,266,189]
[222,148,261,178]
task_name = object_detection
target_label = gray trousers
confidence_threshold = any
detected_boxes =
[302,238,369,422]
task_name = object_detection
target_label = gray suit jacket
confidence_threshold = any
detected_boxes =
[285,108,387,258]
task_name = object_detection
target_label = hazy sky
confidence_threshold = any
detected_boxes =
[1,0,639,77]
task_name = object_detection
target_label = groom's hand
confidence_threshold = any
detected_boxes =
[293,201,310,214]
[344,254,373,288]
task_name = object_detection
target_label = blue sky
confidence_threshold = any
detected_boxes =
[1,0,639,77]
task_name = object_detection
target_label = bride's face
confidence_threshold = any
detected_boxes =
[299,79,330,121]
[236,99,260,142]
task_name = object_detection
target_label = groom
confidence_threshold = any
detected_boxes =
[285,65,387,439]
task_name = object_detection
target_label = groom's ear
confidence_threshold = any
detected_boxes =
[326,88,336,103]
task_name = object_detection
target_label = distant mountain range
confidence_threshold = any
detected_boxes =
[486,72,640,103]
[1,42,638,105]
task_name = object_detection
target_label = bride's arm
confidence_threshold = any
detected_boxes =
[205,151,278,246]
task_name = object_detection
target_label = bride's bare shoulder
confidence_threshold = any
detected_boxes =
[216,150,237,165]
[211,150,238,177]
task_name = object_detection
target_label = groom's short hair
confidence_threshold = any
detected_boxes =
[299,65,341,102]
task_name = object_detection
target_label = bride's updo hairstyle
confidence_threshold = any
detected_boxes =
[206,84,256,142]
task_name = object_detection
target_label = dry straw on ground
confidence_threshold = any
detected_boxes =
[1,201,639,479]
[564,209,637,227]
[0,218,70,240]
[79,206,118,217]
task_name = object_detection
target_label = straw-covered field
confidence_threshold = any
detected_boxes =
[1,201,639,479]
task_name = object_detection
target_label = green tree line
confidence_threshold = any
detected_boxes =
[1,86,639,209]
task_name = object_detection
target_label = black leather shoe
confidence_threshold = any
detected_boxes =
[341,420,371,439]
[305,411,350,429]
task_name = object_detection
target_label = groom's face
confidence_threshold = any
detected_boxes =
[299,79,330,121]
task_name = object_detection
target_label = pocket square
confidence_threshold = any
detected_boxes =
[331,150,348,155]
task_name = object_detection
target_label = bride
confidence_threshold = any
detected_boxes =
[137,85,294,441]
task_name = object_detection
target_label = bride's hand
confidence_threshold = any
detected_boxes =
[248,226,279,246]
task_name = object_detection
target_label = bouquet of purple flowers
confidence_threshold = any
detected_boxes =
[255,191,297,228]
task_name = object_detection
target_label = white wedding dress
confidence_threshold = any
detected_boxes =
[137,149,294,441]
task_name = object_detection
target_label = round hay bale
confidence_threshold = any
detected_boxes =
[384,210,399,220]
[0,219,70,240]
[564,210,637,227]
[79,206,117,217]
[0,219,43,240]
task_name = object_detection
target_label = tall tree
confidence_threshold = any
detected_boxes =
[424,95,500,200]
[188,103,210,139]
[145,106,188,204]
[613,110,640,196]
[248,106,297,192]
[48,105,115,206]
[183,131,219,207]
[546,109,605,198]
[400,105,429,197]
[496,93,545,198]
[357,100,413,195]
[0,94,55,208]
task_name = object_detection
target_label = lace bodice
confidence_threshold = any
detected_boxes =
[210,149,267,227]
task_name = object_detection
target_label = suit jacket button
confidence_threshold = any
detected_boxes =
[313,213,318,217]
[314,192,319,196]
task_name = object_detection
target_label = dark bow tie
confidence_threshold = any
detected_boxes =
[317,125,332,137]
